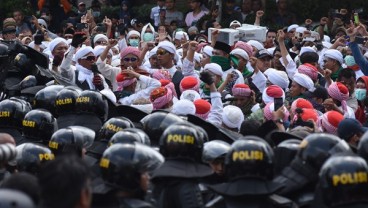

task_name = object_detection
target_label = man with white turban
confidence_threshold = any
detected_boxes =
[60,38,110,91]
[289,73,315,102]
[322,49,344,81]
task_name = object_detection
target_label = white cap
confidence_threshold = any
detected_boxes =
[222,105,244,129]
[203,63,223,77]
[247,40,264,51]
[230,20,241,27]
[180,90,201,102]
[230,48,249,61]
[202,45,213,57]
[287,24,299,32]
[171,99,196,116]
[174,31,189,40]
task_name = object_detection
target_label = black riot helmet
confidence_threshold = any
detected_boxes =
[159,123,203,162]
[22,109,58,144]
[0,189,35,208]
[357,131,368,163]
[13,53,38,76]
[75,90,108,122]
[54,88,80,116]
[177,121,209,143]
[0,97,31,130]
[141,111,183,146]
[97,117,135,142]
[318,155,368,207]
[0,42,9,59]
[49,126,95,157]
[296,133,351,171]
[100,143,164,193]
[19,75,37,90]
[225,138,274,180]
[202,140,231,163]
[33,85,64,116]
[274,139,301,175]
[124,128,151,146]
[16,143,55,175]
[109,130,149,146]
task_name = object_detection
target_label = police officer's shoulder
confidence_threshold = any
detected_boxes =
[268,194,298,208]
[119,198,155,208]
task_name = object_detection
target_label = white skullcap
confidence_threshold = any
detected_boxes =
[75,46,94,61]
[324,49,344,65]
[126,30,140,40]
[230,20,241,27]
[93,34,108,44]
[267,47,275,56]
[295,27,307,34]
[148,46,158,59]
[171,99,196,116]
[293,73,315,92]
[264,68,289,90]
[180,90,201,102]
[194,52,202,63]
[141,23,155,37]
[287,24,299,32]
[322,41,332,49]
[157,40,176,54]
[222,105,244,129]
[38,19,48,29]
[247,40,264,51]
[202,45,213,57]
[174,31,189,40]
[49,37,68,52]
[93,45,112,57]
[299,46,316,56]
[66,39,72,46]
[230,48,249,61]
[204,63,223,77]
[323,35,331,43]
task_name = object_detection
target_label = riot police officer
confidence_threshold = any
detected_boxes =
[49,126,95,157]
[151,123,213,208]
[273,133,351,207]
[315,154,368,208]
[95,143,163,207]
[206,136,295,208]
[15,143,55,175]
[0,97,31,143]
[74,90,108,132]
[20,109,58,146]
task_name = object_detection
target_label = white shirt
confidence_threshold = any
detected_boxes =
[340,105,356,119]
[150,6,166,27]
[207,92,223,127]
[185,10,207,27]
[96,57,121,91]
[119,75,160,105]
[279,54,297,80]
[251,70,267,92]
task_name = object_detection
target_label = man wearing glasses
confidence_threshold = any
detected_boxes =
[60,34,110,91]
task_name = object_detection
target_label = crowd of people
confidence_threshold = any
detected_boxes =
[1,0,368,207]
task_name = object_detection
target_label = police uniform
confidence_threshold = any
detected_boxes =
[206,136,295,208]
[151,123,213,208]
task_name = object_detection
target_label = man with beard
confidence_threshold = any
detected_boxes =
[230,83,258,117]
